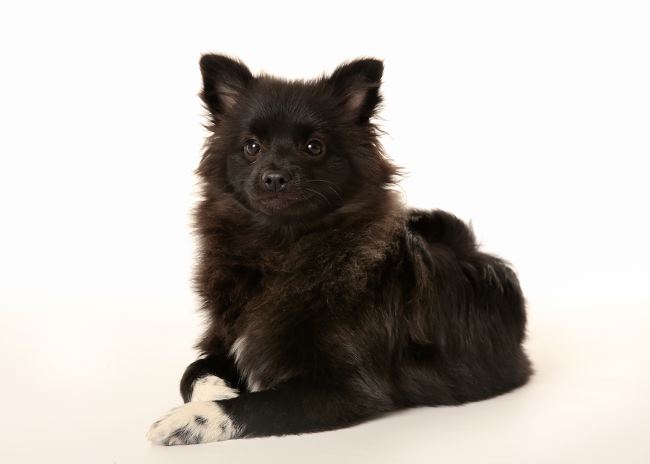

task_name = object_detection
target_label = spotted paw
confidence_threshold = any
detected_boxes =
[146,401,238,445]
[191,375,239,402]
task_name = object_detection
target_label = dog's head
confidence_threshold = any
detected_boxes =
[197,54,397,224]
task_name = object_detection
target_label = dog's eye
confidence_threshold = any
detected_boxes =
[305,140,323,156]
[244,139,261,157]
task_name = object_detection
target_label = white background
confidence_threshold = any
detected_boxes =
[1,1,649,463]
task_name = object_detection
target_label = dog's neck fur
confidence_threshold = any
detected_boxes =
[195,186,405,272]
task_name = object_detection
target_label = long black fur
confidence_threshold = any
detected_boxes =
[179,54,532,439]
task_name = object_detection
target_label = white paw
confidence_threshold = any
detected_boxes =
[146,401,238,446]
[191,375,239,402]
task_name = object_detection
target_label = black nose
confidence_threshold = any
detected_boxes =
[262,171,290,192]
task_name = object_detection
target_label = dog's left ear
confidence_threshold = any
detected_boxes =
[328,58,384,125]
[199,54,253,120]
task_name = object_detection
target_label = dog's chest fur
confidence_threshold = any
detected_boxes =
[195,195,405,392]
[226,268,339,391]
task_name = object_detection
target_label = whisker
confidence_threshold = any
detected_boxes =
[305,180,343,201]
[304,187,332,208]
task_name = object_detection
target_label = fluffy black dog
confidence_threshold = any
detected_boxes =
[146,54,532,445]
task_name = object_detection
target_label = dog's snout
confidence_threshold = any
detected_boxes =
[262,171,291,192]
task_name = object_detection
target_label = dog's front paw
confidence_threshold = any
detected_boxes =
[191,375,239,402]
[146,401,238,446]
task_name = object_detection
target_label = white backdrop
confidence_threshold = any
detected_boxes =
[1,1,649,463]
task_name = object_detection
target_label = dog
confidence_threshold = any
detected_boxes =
[146,54,532,445]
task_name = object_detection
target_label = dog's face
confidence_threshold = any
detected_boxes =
[197,55,396,223]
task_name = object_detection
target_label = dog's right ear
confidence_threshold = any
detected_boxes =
[199,54,253,118]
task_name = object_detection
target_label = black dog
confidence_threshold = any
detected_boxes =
[146,54,532,445]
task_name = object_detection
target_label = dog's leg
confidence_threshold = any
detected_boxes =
[148,380,387,445]
[179,354,245,403]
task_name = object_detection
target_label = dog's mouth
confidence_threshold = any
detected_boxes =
[251,189,330,217]
[253,193,305,213]
[258,196,292,209]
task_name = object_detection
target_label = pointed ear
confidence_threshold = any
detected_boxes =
[328,58,384,125]
[199,54,253,118]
